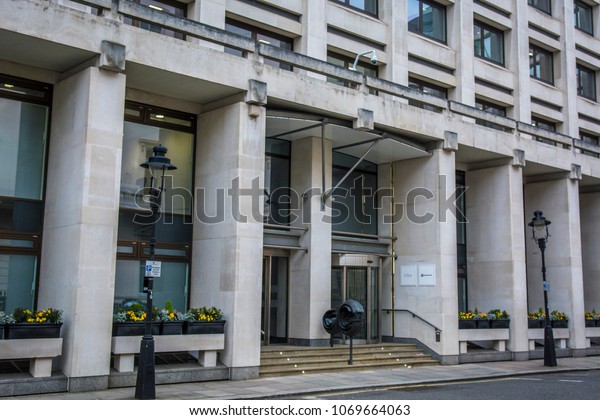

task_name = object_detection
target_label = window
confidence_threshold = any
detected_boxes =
[474,21,505,66]
[577,64,597,101]
[327,52,378,92]
[332,153,378,235]
[574,1,594,35]
[580,131,599,157]
[225,19,293,70]
[531,116,556,145]
[123,0,186,40]
[408,0,447,43]
[332,0,377,16]
[475,99,508,131]
[528,0,551,15]
[0,75,51,313]
[456,170,467,313]
[408,77,448,111]
[529,45,554,84]
[264,139,291,225]
[115,102,196,312]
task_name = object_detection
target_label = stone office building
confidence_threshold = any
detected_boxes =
[1,0,600,394]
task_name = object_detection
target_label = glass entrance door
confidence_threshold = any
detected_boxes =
[261,255,289,345]
[331,265,379,343]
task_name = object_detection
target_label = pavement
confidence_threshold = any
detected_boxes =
[3,355,600,400]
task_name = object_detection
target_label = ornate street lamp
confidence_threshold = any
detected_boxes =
[528,210,557,367]
[135,145,177,400]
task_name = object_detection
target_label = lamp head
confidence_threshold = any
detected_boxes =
[141,145,177,177]
[528,210,551,242]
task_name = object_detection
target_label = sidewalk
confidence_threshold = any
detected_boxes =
[4,356,600,400]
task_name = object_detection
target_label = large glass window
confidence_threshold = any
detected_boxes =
[580,131,599,157]
[475,98,508,131]
[114,102,195,312]
[0,75,51,313]
[577,64,597,101]
[529,45,554,84]
[575,1,594,34]
[264,139,291,225]
[225,19,293,70]
[408,0,447,43]
[528,0,551,14]
[331,152,377,235]
[123,0,186,40]
[331,0,377,16]
[474,21,505,66]
[532,116,556,145]
[408,77,448,111]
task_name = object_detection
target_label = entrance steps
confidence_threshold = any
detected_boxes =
[260,343,438,377]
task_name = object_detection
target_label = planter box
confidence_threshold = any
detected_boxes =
[551,320,568,328]
[476,320,490,329]
[4,323,62,339]
[112,322,160,337]
[184,320,226,334]
[458,320,477,329]
[160,321,183,335]
[585,320,597,328]
[528,319,544,328]
[0,325,4,339]
[490,319,510,329]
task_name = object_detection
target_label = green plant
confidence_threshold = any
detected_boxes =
[9,307,63,324]
[585,309,598,320]
[157,300,185,321]
[528,308,546,320]
[187,306,223,322]
[487,309,509,320]
[550,310,568,321]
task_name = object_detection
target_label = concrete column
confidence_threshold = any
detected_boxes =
[524,178,587,353]
[392,148,458,363]
[380,0,408,85]
[448,0,474,105]
[38,66,125,391]
[298,0,327,79]
[579,191,600,313]
[192,101,265,380]
[556,1,579,138]
[288,136,332,346]
[188,0,226,50]
[465,164,529,358]
[509,1,532,122]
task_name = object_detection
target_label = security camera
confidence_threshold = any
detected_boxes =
[370,54,378,65]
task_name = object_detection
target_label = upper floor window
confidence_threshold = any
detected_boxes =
[531,116,556,145]
[408,0,447,43]
[474,21,505,66]
[580,131,599,157]
[529,45,554,84]
[331,0,377,16]
[528,0,551,15]
[225,19,293,70]
[123,0,186,40]
[577,64,597,101]
[327,52,378,93]
[475,99,508,131]
[574,1,594,35]
[408,77,447,111]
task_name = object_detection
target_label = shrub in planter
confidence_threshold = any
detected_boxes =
[4,307,63,339]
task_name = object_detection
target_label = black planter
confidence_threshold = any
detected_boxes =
[0,324,4,339]
[528,319,544,328]
[585,319,596,328]
[5,323,62,339]
[490,319,510,329]
[476,320,490,328]
[183,320,226,334]
[160,320,184,335]
[458,320,477,329]
[112,322,160,336]
[551,320,568,328]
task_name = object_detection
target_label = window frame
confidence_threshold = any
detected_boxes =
[580,131,600,157]
[473,20,505,66]
[528,0,552,15]
[330,0,378,17]
[576,63,597,101]
[408,0,448,44]
[574,0,594,35]
[475,98,508,131]
[123,0,187,40]
[529,44,554,85]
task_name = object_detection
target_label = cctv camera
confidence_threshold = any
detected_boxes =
[370,54,378,65]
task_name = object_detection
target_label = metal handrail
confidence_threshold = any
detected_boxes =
[383,308,442,334]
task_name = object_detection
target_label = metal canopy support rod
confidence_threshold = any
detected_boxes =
[321,120,327,211]
[322,137,384,205]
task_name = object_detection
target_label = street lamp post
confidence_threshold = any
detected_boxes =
[135,145,177,400]
[528,210,557,367]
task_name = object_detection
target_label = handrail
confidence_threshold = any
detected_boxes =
[383,308,442,334]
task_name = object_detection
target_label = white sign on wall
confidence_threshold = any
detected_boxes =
[399,265,417,286]
[418,264,436,286]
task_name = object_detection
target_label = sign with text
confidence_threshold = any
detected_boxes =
[145,261,161,278]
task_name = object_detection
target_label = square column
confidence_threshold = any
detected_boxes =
[525,178,587,352]
[465,164,529,357]
[579,191,600,314]
[192,101,265,380]
[392,148,458,362]
[39,66,125,390]
[288,137,332,346]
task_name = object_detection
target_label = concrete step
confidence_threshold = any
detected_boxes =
[259,344,438,377]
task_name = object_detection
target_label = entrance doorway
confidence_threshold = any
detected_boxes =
[261,255,289,345]
[331,256,379,343]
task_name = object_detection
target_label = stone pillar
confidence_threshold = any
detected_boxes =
[524,178,587,353]
[288,136,332,346]
[192,100,265,380]
[448,0,474,105]
[556,1,579,138]
[298,0,327,79]
[392,148,458,363]
[465,163,529,359]
[509,1,532,122]
[380,1,408,85]
[38,66,125,391]
[188,0,226,50]
[579,191,600,315]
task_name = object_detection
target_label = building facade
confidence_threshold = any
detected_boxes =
[1,0,600,394]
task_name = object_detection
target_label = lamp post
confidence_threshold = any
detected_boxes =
[135,145,177,400]
[528,210,557,367]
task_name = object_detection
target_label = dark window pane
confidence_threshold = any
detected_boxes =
[577,64,597,101]
[0,199,43,234]
[408,0,446,42]
[574,1,594,35]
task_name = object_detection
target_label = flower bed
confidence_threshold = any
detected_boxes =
[1,308,63,339]
[459,308,510,329]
